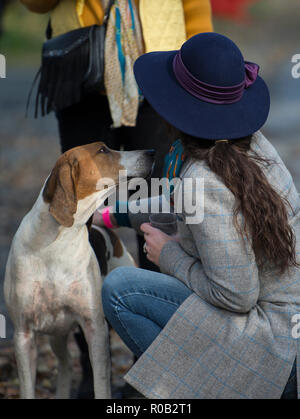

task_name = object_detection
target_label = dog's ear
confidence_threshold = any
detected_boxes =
[86,215,93,232]
[43,158,79,227]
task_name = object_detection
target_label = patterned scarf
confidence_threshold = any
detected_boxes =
[163,139,186,181]
[163,139,186,197]
[104,0,144,128]
[104,0,186,128]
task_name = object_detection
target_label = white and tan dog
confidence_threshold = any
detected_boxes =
[4,142,154,399]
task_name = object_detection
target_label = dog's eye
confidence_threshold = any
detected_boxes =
[98,146,109,154]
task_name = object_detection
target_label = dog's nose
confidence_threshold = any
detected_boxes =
[145,149,155,157]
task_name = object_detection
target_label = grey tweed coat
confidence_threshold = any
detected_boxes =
[124,131,300,399]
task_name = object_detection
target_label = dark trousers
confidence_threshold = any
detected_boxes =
[57,93,170,177]
[56,93,172,272]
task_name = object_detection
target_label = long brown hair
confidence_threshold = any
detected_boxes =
[180,133,299,274]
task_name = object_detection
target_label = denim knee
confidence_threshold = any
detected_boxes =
[102,266,136,318]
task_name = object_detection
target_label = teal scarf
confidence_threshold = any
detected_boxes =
[163,139,186,181]
[114,139,186,227]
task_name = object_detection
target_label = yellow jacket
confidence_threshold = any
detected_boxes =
[20,0,213,40]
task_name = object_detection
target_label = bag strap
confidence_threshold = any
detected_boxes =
[103,0,115,24]
[46,19,52,40]
[25,67,41,118]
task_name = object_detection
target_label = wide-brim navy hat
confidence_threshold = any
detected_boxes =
[134,33,270,140]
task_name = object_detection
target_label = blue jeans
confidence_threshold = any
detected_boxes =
[102,266,297,399]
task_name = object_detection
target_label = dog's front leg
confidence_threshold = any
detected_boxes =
[14,331,37,399]
[50,334,72,399]
[81,314,111,399]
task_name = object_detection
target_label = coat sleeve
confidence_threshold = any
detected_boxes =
[20,0,59,13]
[183,0,213,38]
[159,175,260,313]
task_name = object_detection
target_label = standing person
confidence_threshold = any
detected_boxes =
[100,33,300,399]
[20,0,213,398]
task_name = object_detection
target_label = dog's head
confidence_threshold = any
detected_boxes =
[43,142,155,227]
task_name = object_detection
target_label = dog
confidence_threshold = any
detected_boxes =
[4,142,154,399]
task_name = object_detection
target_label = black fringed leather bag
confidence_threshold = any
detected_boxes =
[29,0,114,117]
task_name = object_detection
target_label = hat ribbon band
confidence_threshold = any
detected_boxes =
[173,51,259,104]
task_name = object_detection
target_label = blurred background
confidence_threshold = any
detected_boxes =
[0,0,299,398]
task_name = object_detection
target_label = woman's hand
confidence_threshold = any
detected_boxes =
[141,223,179,267]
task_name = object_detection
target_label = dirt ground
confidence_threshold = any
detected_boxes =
[0,0,299,399]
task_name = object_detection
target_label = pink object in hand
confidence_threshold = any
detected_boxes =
[102,207,114,229]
